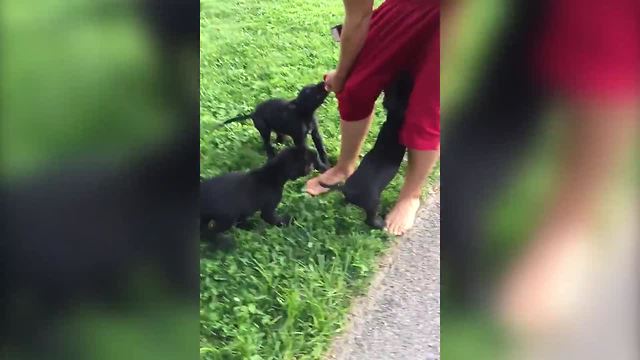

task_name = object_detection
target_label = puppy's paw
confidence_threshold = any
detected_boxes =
[207,235,235,252]
[276,215,294,227]
[236,219,254,230]
[367,216,386,230]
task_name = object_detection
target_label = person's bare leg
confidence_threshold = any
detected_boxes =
[306,113,373,195]
[386,148,439,235]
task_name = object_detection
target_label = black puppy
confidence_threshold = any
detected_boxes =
[200,146,317,251]
[218,82,330,171]
[322,73,414,228]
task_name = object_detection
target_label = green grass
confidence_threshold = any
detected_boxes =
[199,0,437,358]
[2,0,172,180]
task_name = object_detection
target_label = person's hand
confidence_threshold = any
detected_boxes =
[324,69,347,93]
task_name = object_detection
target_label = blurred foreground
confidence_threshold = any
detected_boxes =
[1,1,199,359]
[441,0,639,358]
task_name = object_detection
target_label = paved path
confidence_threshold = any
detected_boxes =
[326,192,440,360]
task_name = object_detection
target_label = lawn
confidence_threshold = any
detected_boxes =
[199,0,438,359]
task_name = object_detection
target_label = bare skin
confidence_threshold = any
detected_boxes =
[306,113,440,235]
[307,0,375,193]
[306,115,373,195]
[330,0,375,92]
[385,149,439,235]
[307,0,438,235]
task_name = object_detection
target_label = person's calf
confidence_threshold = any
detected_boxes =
[337,116,373,168]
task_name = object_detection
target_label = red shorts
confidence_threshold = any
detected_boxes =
[336,0,440,151]
[535,0,640,103]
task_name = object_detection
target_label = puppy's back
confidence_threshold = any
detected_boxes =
[254,99,292,120]
[200,172,254,218]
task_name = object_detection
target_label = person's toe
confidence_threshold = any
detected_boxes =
[385,215,401,236]
[393,218,402,236]
[385,198,420,236]
[385,215,394,234]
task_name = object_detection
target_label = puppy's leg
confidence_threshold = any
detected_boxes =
[364,202,385,229]
[365,210,386,229]
[203,219,235,251]
[292,131,307,148]
[310,118,330,171]
[254,118,276,158]
[259,128,276,158]
[292,131,326,173]
[235,217,253,230]
[261,204,292,227]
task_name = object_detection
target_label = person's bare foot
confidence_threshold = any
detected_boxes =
[305,166,352,196]
[385,197,421,236]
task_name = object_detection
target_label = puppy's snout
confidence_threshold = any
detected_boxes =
[316,82,329,94]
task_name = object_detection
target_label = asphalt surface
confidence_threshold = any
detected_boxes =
[326,192,440,360]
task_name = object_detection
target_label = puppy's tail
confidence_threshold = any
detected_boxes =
[214,113,252,128]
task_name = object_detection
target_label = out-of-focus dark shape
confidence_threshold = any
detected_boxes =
[142,0,200,113]
[1,0,199,359]
[442,0,548,306]
[442,0,639,358]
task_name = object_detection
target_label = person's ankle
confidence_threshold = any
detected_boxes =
[397,193,421,203]
[332,163,355,178]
